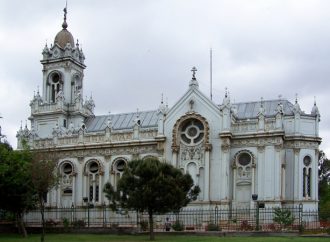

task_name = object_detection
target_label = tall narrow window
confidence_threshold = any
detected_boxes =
[303,156,312,198]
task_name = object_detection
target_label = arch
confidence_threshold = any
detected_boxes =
[46,71,64,103]
[111,157,128,173]
[84,159,104,175]
[142,155,158,161]
[47,71,64,85]
[58,160,76,175]
[172,113,210,150]
[232,149,255,167]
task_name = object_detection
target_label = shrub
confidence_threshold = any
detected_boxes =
[171,220,184,231]
[72,219,86,228]
[45,218,58,227]
[62,217,70,231]
[207,222,220,231]
[240,220,253,231]
[139,220,149,231]
[273,208,295,229]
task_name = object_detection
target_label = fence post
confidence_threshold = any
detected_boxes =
[103,203,106,227]
[215,205,218,226]
[299,203,303,232]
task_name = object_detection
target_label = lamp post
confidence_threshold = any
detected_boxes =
[252,194,259,231]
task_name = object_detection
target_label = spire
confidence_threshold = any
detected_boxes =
[62,2,68,29]
[311,96,320,116]
[222,87,230,106]
[258,97,265,116]
[293,93,301,114]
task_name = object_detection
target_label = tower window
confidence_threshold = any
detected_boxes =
[49,72,62,103]
[63,119,67,128]
[302,155,312,198]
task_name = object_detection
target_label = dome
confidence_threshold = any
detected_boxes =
[54,29,74,49]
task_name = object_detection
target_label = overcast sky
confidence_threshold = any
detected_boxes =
[0,0,329,154]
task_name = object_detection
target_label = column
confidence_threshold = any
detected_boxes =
[257,146,265,200]
[281,163,286,200]
[171,146,179,167]
[204,148,210,201]
[72,175,76,205]
[83,174,87,199]
[293,148,300,201]
[57,188,61,208]
[232,165,237,201]
[92,175,96,204]
[220,141,230,201]
[99,174,102,204]
[274,145,282,200]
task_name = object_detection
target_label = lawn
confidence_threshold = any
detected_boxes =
[0,234,329,242]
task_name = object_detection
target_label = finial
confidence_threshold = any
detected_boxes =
[225,87,228,98]
[25,120,28,128]
[20,120,23,129]
[166,97,168,108]
[76,39,79,48]
[62,2,68,29]
[295,93,298,104]
[191,66,197,80]
[161,93,164,104]
[37,85,40,95]
[314,96,316,105]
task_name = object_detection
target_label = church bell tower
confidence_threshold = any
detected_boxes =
[17,7,94,146]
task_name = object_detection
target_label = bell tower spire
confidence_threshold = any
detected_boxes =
[62,2,68,29]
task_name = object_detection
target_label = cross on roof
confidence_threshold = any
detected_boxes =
[191,66,197,79]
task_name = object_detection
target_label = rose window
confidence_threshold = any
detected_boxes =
[180,119,204,145]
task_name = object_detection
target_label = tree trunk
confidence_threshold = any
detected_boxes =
[40,198,45,242]
[16,213,27,237]
[148,210,154,241]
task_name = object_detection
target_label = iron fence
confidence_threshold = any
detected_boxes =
[7,206,327,232]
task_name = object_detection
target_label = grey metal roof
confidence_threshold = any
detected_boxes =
[86,110,159,132]
[232,99,294,119]
[85,99,295,132]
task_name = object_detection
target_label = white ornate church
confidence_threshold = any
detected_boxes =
[17,9,321,211]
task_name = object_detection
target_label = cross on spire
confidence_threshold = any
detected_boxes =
[62,1,68,29]
[191,66,197,80]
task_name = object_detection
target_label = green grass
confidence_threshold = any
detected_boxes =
[0,234,329,242]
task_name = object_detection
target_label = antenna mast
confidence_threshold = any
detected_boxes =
[210,48,213,101]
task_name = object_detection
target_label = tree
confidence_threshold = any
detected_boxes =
[0,142,36,237]
[30,150,58,242]
[104,158,200,240]
[318,150,330,216]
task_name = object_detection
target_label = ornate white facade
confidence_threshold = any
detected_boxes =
[17,10,321,211]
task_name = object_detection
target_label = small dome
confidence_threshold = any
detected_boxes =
[54,29,74,49]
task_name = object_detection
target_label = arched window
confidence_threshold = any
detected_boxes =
[84,160,103,204]
[236,152,252,179]
[47,72,63,103]
[59,161,75,207]
[112,158,127,190]
[303,155,312,198]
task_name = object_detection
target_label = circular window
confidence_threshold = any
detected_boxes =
[52,73,60,83]
[238,153,251,166]
[63,163,73,175]
[303,156,311,166]
[116,160,126,172]
[180,119,204,145]
[89,162,99,173]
